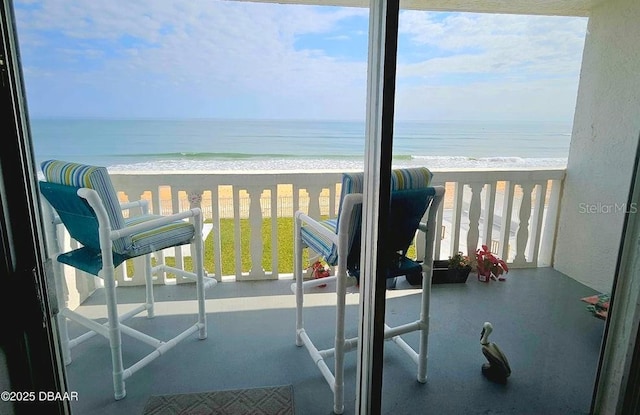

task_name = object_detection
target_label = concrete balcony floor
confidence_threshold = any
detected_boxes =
[64,268,604,414]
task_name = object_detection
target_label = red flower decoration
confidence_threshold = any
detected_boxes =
[475,245,508,282]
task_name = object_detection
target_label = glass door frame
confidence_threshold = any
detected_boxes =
[4,0,640,413]
[0,1,69,414]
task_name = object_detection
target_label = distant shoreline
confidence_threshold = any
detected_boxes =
[31,118,572,172]
[98,156,567,174]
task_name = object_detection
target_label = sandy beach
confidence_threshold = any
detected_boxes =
[121,182,461,214]
[116,178,539,220]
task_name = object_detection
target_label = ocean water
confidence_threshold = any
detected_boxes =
[30,118,571,172]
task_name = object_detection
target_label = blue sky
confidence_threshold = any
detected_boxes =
[14,0,587,122]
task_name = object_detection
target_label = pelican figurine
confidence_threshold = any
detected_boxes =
[480,322,511,383]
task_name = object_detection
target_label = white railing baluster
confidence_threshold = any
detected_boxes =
[514,183,534,266]
[529,181,547,266]
[270,186,279,279]
[466,182,483,258]
[292,185,301,216]
[211,186,222,281]
[329,185,337,218]
[120,186,148,286]
[50,168,566,301]
[185,189,204,283]
[169,187,184,279]
[500,181,515,262]
[307,186,322,220]
[482,182,497,249]
[434,197,444,259]
[232,187,242,280]
[246,186,266,280]
[150,186,168,285]
[540,179,563,266]
[451,182,464,255]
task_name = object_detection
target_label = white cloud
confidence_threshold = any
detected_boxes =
[395,78,581,121]
[14,1,587,121]
[16,0,369,119]
[395,11,587,121]
[398,12,587,77]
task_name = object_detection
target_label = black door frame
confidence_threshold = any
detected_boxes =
[0,1,69,414]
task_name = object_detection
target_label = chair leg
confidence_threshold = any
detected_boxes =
[57,312,72,365]
[417,270,431,383]
[54,267,72,364]
[294,217,304,347]
[144,254,155,319]
[194,212,207,340]
[102,265,126,400]
[333,266,347,415]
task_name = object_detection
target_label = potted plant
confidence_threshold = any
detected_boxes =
[308,260,330,287]
[406,251,472,285]
[475,244,509,282]
[432,251,472,284]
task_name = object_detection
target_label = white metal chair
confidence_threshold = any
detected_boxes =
[39,160,217,400]
[293,167,445,414]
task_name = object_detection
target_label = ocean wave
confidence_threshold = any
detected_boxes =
[118,151,303,160]
[106,155,568,172]
[115,151,365,161]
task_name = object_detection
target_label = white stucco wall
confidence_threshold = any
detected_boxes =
[554,0,640,293]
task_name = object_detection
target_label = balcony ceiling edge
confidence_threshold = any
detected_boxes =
[227,0,603,16]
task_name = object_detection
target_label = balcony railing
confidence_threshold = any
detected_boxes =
[42,168,565,308]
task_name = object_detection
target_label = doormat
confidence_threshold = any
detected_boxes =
[142,384,295,415]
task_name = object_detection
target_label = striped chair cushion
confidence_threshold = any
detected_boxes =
[301,167,433,266]
[54,214,196,277]
[300,219,338,263]
[41,160,130,254]
[124,215,196,257]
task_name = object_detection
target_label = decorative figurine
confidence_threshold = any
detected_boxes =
[480,321,511,384]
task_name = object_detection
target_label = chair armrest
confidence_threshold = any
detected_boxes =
[295,212,339,246]
[110,208,202,240]
[294,193,363,248]
[416,186,446,262]
[119,199,149,212]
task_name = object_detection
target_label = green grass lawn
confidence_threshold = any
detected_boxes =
[210,216,415,275]
[215,216,309,274]
[128,216,416,277]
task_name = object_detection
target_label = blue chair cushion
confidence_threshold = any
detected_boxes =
[300,168,433,267]
[41,160,197,276]
[347,187,435,281]
[41,160,130,254]
[57,247,129,277]
[40,181,102,251]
